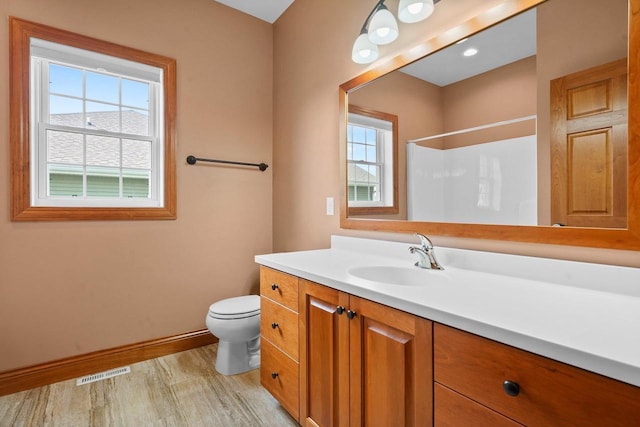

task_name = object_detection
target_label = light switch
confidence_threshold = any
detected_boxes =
[326,197,334,215]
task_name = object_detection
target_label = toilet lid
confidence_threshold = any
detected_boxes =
[208,295,260,319]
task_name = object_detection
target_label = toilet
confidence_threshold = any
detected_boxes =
[205,295,261,375]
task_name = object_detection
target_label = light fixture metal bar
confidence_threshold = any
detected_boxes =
[359,0,387,34]
[359,0,442,33]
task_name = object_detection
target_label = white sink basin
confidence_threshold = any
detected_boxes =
[347,265,451,287]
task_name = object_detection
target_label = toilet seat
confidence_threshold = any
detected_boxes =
[208,295,260,319]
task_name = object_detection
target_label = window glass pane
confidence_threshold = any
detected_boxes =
[368,165,381,201]
[123,169,150,198]
[47,130,84,164]
[348,185,355,201]
[86,166,120,197]
[122,139,151,169]
[49,64,82,97]
[347,142,353,160]
[366,145,377,162]
[122,109,149,136]
[86,72,119,104]
[347,163,356,183]
[86,135,120,167]
[366,128,376,143]
[352,126,366,143]
[353,143,366,161]
[122,79,149,110]
[356,186,371,201]
[348,125,353,143]
[48,165,83,197]
[49,95,84,127]
[86,102,120,132]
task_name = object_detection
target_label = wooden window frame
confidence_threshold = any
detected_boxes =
[9,17,177,221]
[347,105,399,216]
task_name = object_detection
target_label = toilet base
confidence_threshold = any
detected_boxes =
[215,336,260,375]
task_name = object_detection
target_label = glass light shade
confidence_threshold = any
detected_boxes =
[352,33,379,64]
[398,0,435,23]
[367,7,399,45]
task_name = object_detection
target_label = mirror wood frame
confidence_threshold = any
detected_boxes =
[339,0,640,250]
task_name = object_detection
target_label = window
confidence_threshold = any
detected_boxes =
[9,17,176,220]
[347,105,398,215]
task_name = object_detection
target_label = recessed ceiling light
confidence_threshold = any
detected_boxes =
[463,47,478,57]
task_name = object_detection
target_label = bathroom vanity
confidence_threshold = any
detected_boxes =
[256,236,640,426]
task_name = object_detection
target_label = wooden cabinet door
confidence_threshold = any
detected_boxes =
[348,296,433,427]
[299,280,350,427]
[550,58,627,228]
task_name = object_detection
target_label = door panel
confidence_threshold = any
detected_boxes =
[349,297,433,427]
[551,58,627,227]
[299,280,349,427]
[363,319,412,426]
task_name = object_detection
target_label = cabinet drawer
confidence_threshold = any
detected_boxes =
[260,296,299,360]
[260,267,299,311]
[435,383,523,427]
[261,338,299,422]
[434,324,640,427]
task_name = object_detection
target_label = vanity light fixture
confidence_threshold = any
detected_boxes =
[398,0,435,23]
[368,3,399,45]
[352,0,440,64]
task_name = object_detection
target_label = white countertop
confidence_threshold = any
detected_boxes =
[255,236,640,387]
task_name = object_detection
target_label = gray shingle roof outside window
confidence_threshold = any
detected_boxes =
[348,163,378,183]
[47,110,151,169]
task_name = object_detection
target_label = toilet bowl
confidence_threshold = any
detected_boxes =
[206,295,261,375]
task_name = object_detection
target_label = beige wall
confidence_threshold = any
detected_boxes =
[442,56,537,148]
[272,0,640,267]
[0,0,272,372]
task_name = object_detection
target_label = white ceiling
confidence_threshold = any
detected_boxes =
[401,9,537,86]
[214,0,294,24]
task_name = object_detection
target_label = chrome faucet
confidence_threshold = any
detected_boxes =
[409,233,444,270]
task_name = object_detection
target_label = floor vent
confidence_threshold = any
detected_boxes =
[76,366,131,386]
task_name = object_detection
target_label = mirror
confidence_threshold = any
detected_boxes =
[340,0,640,250]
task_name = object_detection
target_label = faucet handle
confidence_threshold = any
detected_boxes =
[416,233,434,249]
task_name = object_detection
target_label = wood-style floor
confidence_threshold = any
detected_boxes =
[0,344,298,426]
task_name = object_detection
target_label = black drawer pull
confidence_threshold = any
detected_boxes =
[271,372,279,379]
[271,322,279,329]
[503,380,520,397]
[347,310,357,320]
[336,306,345,315]
[271,283,279,291]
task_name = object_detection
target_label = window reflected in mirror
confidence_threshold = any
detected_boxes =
[347,105,398,216]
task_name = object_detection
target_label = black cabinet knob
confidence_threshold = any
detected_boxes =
[271,322,279,329]
[271,372,279,379]
[347,310,357,320]
[336,306,345,315]
[503,380,520,397]
[271,283,279,291]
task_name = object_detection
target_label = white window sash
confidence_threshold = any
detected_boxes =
[30,50,164,208]
[347,117,393,207]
